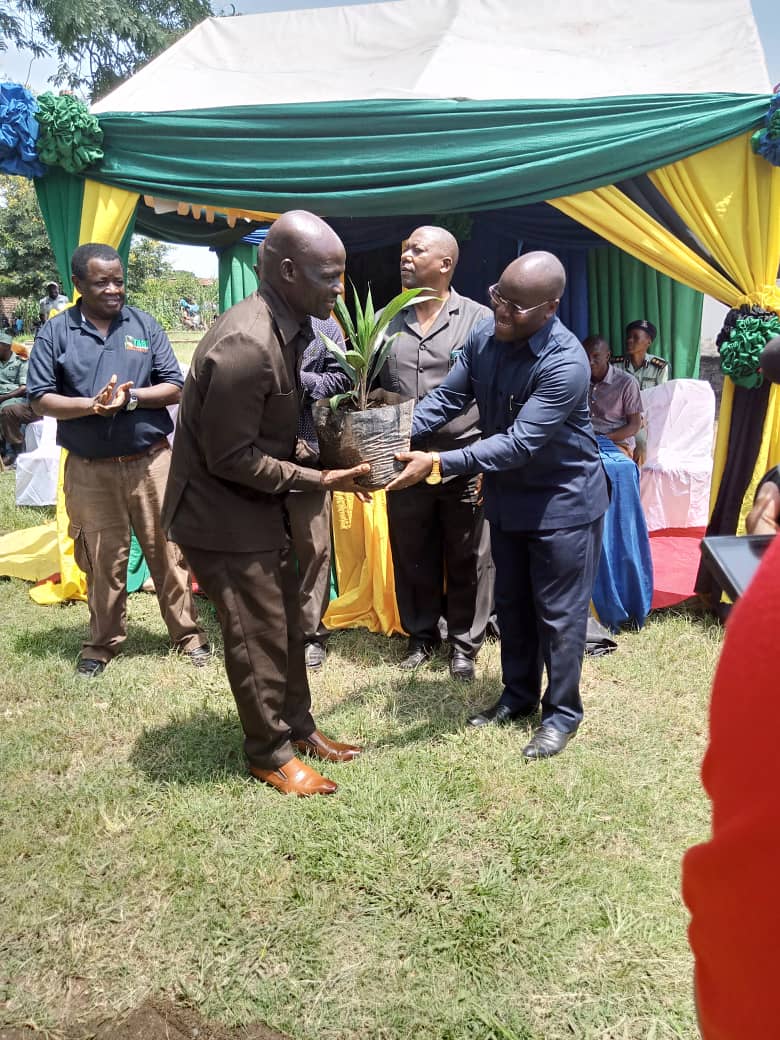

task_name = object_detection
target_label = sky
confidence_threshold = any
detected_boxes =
[2,0,779,276]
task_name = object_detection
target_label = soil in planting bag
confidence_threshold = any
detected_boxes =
[313,391,414,490]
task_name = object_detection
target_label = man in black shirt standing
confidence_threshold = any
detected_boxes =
[26,243,209,678]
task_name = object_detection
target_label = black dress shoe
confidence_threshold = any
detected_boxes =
[399,643,434,670]
[522,724,575,759]
[449,649,475,682]
[467,701,534,728]
[75,658,106,679]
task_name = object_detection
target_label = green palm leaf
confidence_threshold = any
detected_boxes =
[318,332,357,382]
[328,390,357,413]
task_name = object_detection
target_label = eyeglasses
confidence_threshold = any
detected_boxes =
[488,284,557,317]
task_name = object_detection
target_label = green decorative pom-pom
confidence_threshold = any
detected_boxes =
[36,92,104,174]
[719,313,780,389]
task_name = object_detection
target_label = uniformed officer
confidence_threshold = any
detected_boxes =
[613,319,670,390]
[612,319,670,464]
[387,251,609,760]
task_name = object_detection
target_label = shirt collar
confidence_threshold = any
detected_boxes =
[526,314,557,357]
[68,302,131,334]
[259,283,312,347]
[595,364,618,386]
[404,286,462,333]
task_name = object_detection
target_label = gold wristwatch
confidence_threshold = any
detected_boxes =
[425,451,442,485]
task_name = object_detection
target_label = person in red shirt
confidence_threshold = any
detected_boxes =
[682,448,780,1036]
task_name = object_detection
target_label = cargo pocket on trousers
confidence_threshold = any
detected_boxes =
[69,524,94,576]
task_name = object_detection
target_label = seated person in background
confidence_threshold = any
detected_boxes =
[0,333,37,467]
[0,311,9,331]
[613,319,670,465]
[39,281,70,325]
[583,335,641,460]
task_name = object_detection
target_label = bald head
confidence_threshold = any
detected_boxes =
[503,251,566,302]
[400,225,460,292]
[492,251,565,343]
[261,210,346,320]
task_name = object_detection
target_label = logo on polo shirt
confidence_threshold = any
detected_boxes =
[125,336,149,352]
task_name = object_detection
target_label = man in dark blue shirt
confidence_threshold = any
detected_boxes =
[26,242,209,678]
[387,252,609,759]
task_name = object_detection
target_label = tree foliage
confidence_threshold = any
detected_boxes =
[0,0,214,100]
[127,235,173,293]
[131,269,217,331]
[0,174,59,297]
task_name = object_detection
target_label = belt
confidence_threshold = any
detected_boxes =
[92,438,169,464]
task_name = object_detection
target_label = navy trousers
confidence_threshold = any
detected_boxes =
[490,516,604,734]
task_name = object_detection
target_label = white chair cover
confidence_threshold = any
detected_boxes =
[639,379,715,531]
[15,416,61,507]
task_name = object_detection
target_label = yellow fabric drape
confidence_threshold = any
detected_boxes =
[0,521,59,582]
[648,133,780,312]
[19,181,140,604]
[549,183,739,301]
[734,386,780,534]
[551,130,780,520]
[79,179,139,252]
[29,450,87,604]
[324,491,404,636]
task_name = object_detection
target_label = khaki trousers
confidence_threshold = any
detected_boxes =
[65,444,206,663]
[180,539,316,770]
[286,487,332,644]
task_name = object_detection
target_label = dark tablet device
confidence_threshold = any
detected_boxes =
[700,534,775,601]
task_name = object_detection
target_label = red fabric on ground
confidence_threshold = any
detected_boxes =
[649,526,705,608]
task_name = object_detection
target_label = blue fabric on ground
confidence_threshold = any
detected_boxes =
[592,436,653,630]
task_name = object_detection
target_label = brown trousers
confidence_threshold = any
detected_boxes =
[180,539,316,770]
[286,487,332,644]
[65,444,206,663]
[0,400,40,448]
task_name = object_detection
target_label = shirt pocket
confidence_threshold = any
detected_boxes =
[259,388,298,453]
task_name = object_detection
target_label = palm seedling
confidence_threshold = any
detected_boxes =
[318,282,437,412]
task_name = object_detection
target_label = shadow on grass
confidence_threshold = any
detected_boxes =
[315,668,488,748]
[129,666,489,785]
[130,706,246,784]
[13,623,205,661]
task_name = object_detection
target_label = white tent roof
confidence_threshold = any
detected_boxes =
[92,0,771,114]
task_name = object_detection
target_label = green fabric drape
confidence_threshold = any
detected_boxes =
[34,170,136,292]
[134,205,262,247]
[127,531,150,593]
[94,93,770,218]
[218,242,258,313]
[587,246,704,377]
[34,169,84,295]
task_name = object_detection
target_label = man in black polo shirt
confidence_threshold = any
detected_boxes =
[26,242,209,678]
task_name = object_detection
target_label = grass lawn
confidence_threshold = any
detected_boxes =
[167,329,208,366]
[0,464,720,1039]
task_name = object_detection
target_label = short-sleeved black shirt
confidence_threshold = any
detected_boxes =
[26,304,183,459]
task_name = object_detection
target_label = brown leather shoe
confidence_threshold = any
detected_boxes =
[293,729,363,763]
[249,756,338,796]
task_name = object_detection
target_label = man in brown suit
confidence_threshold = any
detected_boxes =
[161,211,369,797]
